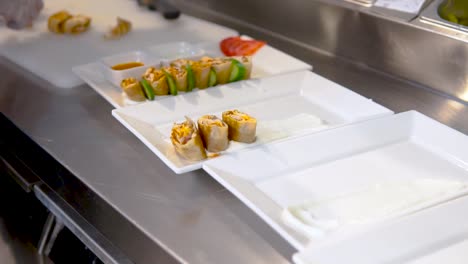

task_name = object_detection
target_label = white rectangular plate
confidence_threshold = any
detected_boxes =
[73,36,312,108]
[203,111,468,250]
[112,70,392,174]
[293,195,468,264]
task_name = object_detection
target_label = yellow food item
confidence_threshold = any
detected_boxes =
[170,59,194,68]
[222,110,257,143]
[232,56,253,79]
[200,56,213,62]
[142,67,169,95]
[111,62,144,71]
[48,11,91,35]
[120,77,145,102]
[48,10,72,34]
[164,66,188,92]
[171,117,207,161]
[191,60,212,89]
[197,115,229,152]
[210,58,232,84]
[62,14,91,34]
[105,17,132,39]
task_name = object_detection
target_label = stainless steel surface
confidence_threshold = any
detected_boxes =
[345,0,373,8]
[420,0,468,33]
[2,49,468,264]
[311,0,422,21]
[0,56,295,264]
[37,213,55,255]
[174,0,468,103]
[34,184,134,264]
[0,155,41,193]
[1,109,180,264]
[0,1,467,263]
[43,219,64,256]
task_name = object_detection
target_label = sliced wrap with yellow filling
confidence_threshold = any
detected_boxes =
[120,77,145,102]
[197,115,229,152]
[142,67,169,95]
[171,117,207,161]
[62,14,91,34]
[222,110,257,143]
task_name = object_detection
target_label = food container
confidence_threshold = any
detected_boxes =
[421,0,468,32]
[438,0,468,26]
[100,51,161,87]
[100,43,205,87]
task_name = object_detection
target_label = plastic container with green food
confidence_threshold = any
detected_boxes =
[438,0,468,26]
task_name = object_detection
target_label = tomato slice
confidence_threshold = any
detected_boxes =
[220,37,239,56]
[220,36,266,56]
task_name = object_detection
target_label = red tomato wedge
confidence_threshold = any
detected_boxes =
[220,36,266,56]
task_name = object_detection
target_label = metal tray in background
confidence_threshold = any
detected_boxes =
[420,0,468,33]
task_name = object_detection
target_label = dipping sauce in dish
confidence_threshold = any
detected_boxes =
[111,62,144,70]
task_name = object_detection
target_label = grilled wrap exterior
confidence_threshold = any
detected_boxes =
[171,117,207,161]
[165,66,188,92]
[204,58,231,85]
[120,78,145,102]
[197,115,229,152]
[48,11,72,33]
[222,110,257,143]
[232,56,252,79]
[143,67,169,95]
[62,14,91,34]
[192,58,212,89]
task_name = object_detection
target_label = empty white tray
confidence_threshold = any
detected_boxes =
[203,111,468,250]
[112,70,392,174]
[293,195,468,264]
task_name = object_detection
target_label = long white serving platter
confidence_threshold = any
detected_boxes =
[203,111,468,250]
[74,36,312,108]
[112,70,392,174]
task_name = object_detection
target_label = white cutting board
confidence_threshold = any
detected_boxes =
[0,0,237,88]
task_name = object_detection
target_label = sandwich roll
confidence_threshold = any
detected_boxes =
[105,17,132,39]
[48,10,72,33]
[171,117,207,161]
[197,115,229,152]
[62,14,91,34]
[201,57,231,85]
[222,110,257,143]
[164,66,188,92]
[232,56,252,79]
[120,77,145,102]
[191,57,213,89]
[170,59,194,68]
[142,67,169,95]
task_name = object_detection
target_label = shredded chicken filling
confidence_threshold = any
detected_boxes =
[172,123,194,145]
[200,116,226,127]
[143,68,164,82]
[121,77,137,87]
[225,110,253,121]
[64,15,91,34]
[171,59,193,68]
[192,61,212,69]
[166,67,185,78]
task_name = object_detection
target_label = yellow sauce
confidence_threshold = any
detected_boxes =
[111,62,144,71]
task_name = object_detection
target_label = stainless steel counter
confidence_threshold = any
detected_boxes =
[0,56,295,263]
[1,2,468,264]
